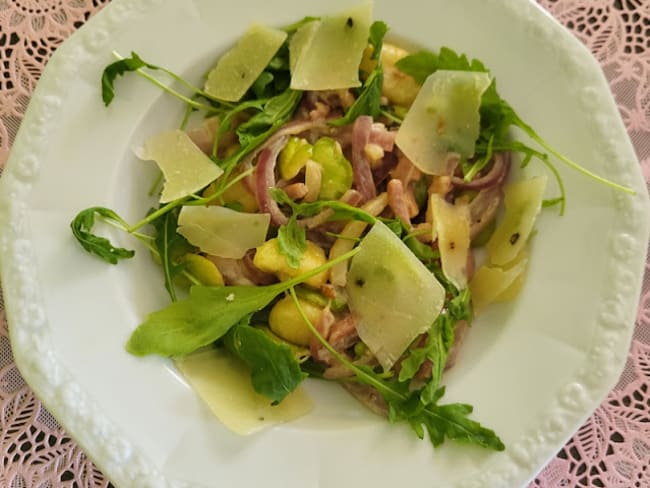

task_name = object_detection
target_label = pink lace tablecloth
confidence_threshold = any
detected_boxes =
[1,1,649,486]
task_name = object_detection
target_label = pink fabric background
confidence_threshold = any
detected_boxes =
[0,1,648,486]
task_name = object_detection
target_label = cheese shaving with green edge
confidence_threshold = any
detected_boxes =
[136,130,223,203]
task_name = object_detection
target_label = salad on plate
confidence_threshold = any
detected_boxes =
[71,3,633,453]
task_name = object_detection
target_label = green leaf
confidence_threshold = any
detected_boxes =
[101,52,156,106]
[102,51,223,113]
[126,247,360,358]
[393,50,438,84]
[212,88,303,181]
[403,235,439,264]
[397,345,430,382]
[398,287,469,394]
[251,71,275,98]
[269,186,296,207]
[543,197,564,208]
[269,188,376,269]
[236,89,303,147]
[421,383,446,407]
[224,319,307,403]
[395,46,488,84]
[398,313,454,388]
[331,67,383,127]
[267,44,291,71]
[384,385,504,450]
[290,289,505,451]
[330,21,388,127]
[447,287,473,322]
[250,43,292,99]
[380,217,404,238]
[413,177,429,209]
[126,283,285,357]
[211,97,266,157]
[70,207,135,264]
[270,188,377,224]
[422,400,505,450]
[374,374,504,450]
[277,215,307,269]
[368,21,388,61]
[398,46,633,208]
[151,206,191,302]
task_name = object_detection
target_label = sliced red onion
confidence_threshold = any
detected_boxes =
[255,136,289,226]
[452,152,511,190]
[242,119,329,170]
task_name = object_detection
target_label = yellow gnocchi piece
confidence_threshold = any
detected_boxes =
[253,238,328,288]
[269,295,323,346]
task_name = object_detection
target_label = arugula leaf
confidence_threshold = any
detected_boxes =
[214,88,302,177]
[236,89,303,147]
[271,188,376,224]
[395,46,488,83]
[412,177,429,209]
[271,187,376,266]
[368,21,388,61]
[150,206,191,302]
[447,287,473,322]
[398,313,455,391]
[290,288,504,451]
[397,341,431,383]
[251,71,276,99]
[387,386,505,450]
[393,51,437,84]
[224,318,307,404]
[251,44,291,99]
[277,215,307,269]
[403,235,439,265]
[399,287,471,389]
[102,52,223,112]
[211,97,266,157]
[126,284,285,357]
[125,247,359,357]
[330,21,388,126]
[101,52,156,106]
[379,217,404,238]
[543,197,564,208]
[397,47,565,206]
[397,47,634,210]
[70,207,135,264]
[363,367,503,450]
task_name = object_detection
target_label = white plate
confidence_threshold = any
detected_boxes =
[1,0,648,487]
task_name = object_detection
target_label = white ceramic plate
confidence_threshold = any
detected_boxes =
[1,0,648,487]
